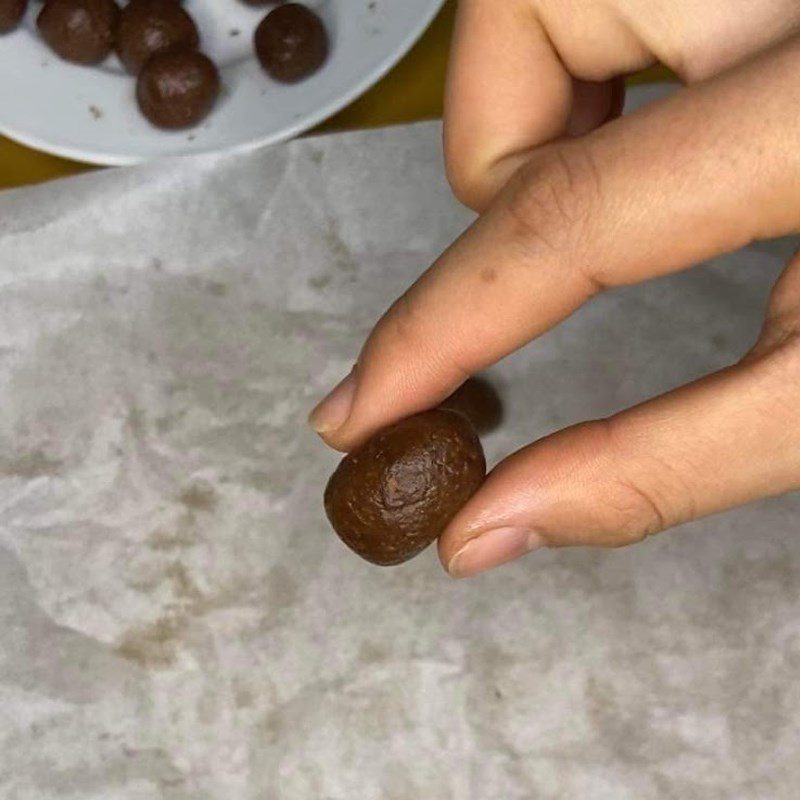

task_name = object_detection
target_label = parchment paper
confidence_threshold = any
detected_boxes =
[1,88,799,799]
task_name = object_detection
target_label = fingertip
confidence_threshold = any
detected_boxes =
[308,370,356,435]
[444,527,544,579]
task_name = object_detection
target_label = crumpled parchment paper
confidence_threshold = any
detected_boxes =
[1,87,799,800]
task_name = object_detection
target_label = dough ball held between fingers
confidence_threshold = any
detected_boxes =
[325,410,486,566]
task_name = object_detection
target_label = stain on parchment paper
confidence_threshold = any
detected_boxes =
[264,564,298,614]
[0,449,62,478]
[178,482,218,513]
[147,520,200,552]
[116,616,188,669]
[323,219,358,276]
[26,745,198,800]
[0,545,143,703]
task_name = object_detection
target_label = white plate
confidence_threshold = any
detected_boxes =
[0,0,445,165]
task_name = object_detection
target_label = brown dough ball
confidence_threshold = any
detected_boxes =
[136,48,219,129]
[440,376,503,435]
[0,0,27,33]
[324,410,486,566]
[116,0,198,74]
[37,0,119,65]
[254,3,328,84]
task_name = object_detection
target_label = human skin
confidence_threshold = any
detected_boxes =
[310,0,800,578]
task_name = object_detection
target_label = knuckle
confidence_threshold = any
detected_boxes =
[498,143,603,283]
[751,319,800,362]
[748,264,800,373]
[443,127,497,212]
[760,307,800,359]
[444,153,486,211]
[771,337,800,377]
[587,419,696,545]
[744,332,800,398]
[603,477,668,546]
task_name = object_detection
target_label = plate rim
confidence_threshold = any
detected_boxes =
[0,0,446,167]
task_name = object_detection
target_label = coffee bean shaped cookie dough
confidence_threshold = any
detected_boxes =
[254,3,328,84]
[117,0,198,74]
[37,0,119,65]
[136,48,219,129]
[325,410,486,566]
[0,0,27,34]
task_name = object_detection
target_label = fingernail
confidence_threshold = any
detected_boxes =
[308,370,356,434]
[447,527,543,579]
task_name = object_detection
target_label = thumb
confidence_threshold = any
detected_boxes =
[441,250,800,578]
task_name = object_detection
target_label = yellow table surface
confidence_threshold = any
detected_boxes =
[0,1,672,191]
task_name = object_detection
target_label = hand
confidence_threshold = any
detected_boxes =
[310,0,800,578]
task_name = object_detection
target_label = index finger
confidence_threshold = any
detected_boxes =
[310,37,800,451]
